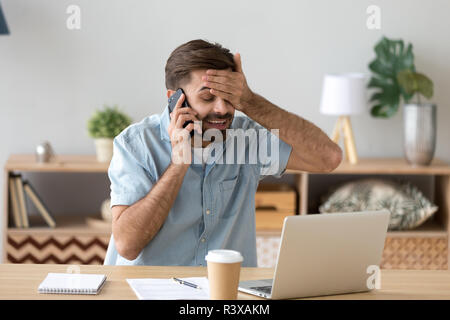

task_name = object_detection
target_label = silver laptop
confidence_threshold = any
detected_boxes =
[239,209,390,299]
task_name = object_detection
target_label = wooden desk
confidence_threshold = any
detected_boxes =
[1,264,450,300]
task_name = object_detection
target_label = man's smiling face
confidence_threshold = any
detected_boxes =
[167,69,235,137]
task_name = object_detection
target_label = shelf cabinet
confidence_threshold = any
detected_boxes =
[289,158,450,270]
[3,155,450,269]
[2,155,110,264]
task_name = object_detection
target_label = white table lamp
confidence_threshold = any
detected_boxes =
[320,73,367,164]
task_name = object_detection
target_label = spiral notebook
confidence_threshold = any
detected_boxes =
[38,273,107,295]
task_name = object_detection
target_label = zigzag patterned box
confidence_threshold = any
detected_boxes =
[7,234,110,265]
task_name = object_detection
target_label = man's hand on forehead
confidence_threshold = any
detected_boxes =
[201,52,255,112]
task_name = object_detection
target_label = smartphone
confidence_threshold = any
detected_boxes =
[168,88,194,137]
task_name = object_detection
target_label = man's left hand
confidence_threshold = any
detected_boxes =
[202,53,255,112]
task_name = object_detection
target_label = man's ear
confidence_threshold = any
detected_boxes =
[167,89,176,99]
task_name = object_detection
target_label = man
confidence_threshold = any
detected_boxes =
[104,39,342,267]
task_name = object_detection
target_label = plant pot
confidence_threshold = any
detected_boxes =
[94,138,114,162]
[403,103,436,166]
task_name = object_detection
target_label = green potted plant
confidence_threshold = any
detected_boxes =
[368,36,435,166]
[87,105,132,162]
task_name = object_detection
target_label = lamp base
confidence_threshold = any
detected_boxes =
[331,116,358,165]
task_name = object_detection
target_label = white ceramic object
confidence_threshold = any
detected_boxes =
[94,138,113,162]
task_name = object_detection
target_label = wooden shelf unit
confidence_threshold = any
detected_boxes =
[3,155,450,269]
[7,214,111,236]
[290,157,450,270]
[3,155,110,264]
[4,154,109,173]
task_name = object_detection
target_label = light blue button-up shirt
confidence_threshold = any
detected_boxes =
[104,105,292,267]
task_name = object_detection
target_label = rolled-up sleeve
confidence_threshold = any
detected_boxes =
[247,120,292,180]
[108,134,155,208]
[259,129,292,179]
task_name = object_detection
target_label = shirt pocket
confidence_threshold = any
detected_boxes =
[219,176,238,192]
[217,176,239,218]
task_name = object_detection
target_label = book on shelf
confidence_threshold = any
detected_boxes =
[23,179,56,228]
[8,173,22,228]
[8,174,56,228]
[14,174,29,228]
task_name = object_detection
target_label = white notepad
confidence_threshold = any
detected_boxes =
[38,273,107,295]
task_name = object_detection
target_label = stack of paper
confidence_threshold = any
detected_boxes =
[127,277,210,300]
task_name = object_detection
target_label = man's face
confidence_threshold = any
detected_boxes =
[167,69,235,137]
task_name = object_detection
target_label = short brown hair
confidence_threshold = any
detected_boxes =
[165,39,236,90]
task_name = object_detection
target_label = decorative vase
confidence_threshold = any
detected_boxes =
[403,103,436,166]
[94,138,114,162]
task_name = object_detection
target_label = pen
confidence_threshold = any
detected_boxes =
[172,277,202,290]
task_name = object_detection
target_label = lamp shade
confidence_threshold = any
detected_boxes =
[0,3,9,35]
[319,73,367,115]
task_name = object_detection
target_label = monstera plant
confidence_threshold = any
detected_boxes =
[368,36,433,118]
[368,36,437,166]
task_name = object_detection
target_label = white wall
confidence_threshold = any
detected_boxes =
[1,0,449,259]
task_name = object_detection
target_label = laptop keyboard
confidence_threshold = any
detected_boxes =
[250,286,272,294]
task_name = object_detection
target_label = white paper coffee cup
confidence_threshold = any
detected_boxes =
[205,250,243,300]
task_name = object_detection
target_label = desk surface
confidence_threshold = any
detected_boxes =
[1,264,450,300]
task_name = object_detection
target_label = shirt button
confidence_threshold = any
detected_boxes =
[206,209,211,215]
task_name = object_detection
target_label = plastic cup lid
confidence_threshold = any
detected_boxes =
[205,250,244,263]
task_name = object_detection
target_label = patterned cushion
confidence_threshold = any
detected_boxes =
[318,178,438,230]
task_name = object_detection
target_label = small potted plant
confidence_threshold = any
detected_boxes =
[87,105,131,162]
[368,36,435,166]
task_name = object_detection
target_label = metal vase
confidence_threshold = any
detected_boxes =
[35,141,55,163]
[403,103,436,166]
